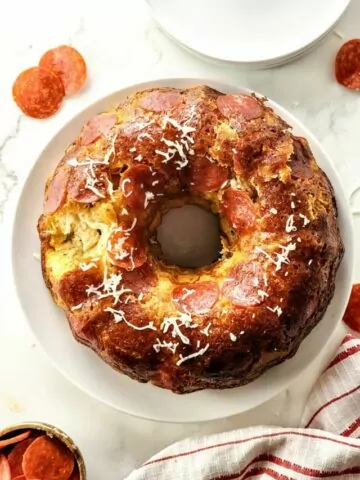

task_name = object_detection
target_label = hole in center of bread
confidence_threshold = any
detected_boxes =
[156,204,221,268]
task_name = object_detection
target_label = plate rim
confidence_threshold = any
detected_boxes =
[146,0,351,65]
[10,77,355,423]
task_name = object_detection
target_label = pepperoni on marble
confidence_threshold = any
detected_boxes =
[39,45,87,96]
[343,283,360,333]
[335,39,360,90]
[12,67,65,118]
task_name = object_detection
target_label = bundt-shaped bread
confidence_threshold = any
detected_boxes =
[38,86,344,393]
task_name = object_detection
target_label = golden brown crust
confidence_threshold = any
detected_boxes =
[38,85,344,393]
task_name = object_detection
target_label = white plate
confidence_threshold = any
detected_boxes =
[11,78,354,423]
[165,21,338,70]
[147,0,350,65]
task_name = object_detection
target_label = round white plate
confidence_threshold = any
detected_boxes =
[147,0,350,65]
[11,78,354,423]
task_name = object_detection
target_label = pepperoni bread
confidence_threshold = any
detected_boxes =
[38,86,344,394]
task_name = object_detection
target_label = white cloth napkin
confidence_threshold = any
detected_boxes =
[126,334,360,479]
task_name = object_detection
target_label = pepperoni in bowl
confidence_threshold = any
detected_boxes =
[0,422,86,480]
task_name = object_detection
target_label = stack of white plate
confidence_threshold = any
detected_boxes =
[146,0,350,68]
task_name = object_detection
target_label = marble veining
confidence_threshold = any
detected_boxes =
[0,116,22,221]
[0,0,360,478]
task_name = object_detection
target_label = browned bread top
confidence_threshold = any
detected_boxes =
[38,86,344,393]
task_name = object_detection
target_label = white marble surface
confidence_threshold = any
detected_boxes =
[1,1,360,478]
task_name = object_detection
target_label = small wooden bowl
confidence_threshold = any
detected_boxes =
[0,421,86,479]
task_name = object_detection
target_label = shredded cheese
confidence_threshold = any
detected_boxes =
[144,191,155,209]
[121,178,132,197]
[121,218,137,233]
[176,343,210,366]
[129,248,136,271]
[71,303,83,311]
[153,338,179,354]
[86,265,131,305]
[105,307,156,331]
[255,242,296,272]
[266,305,283,317]
[299,213,310,226]
[258,289,269,300]
[161,313,198,345]
[285,215,297,233]
[83,166,106,199]
[79,262,97,271]
[138,132,154,141]
[181,288,195,300]
[200,323,212,337]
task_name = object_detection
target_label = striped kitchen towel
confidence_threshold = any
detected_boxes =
[126,334,360,479]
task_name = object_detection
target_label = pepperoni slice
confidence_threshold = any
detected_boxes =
[335,39,360,90]
[0,431,31,450]
[121,262,157,294]
[343,283,360,333]
[217,94,263,120]
[222,261,264,307]
[22,435,74,480]
[107,227,147,271]
[39,45,87,96]
[291,139,314,179]
[13,476,27,480]
[80,114,117,146]
[8,438,34,477]
[120,165,166,211]
[220,188,256,234]
[57,268,103,308]
[0,454,10,480]
[44,166,69,214]
[139,90,182,112]
[183,156,228,193]
[173,282,219,314]
[67,164,109,203]
[12,67,65,119]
